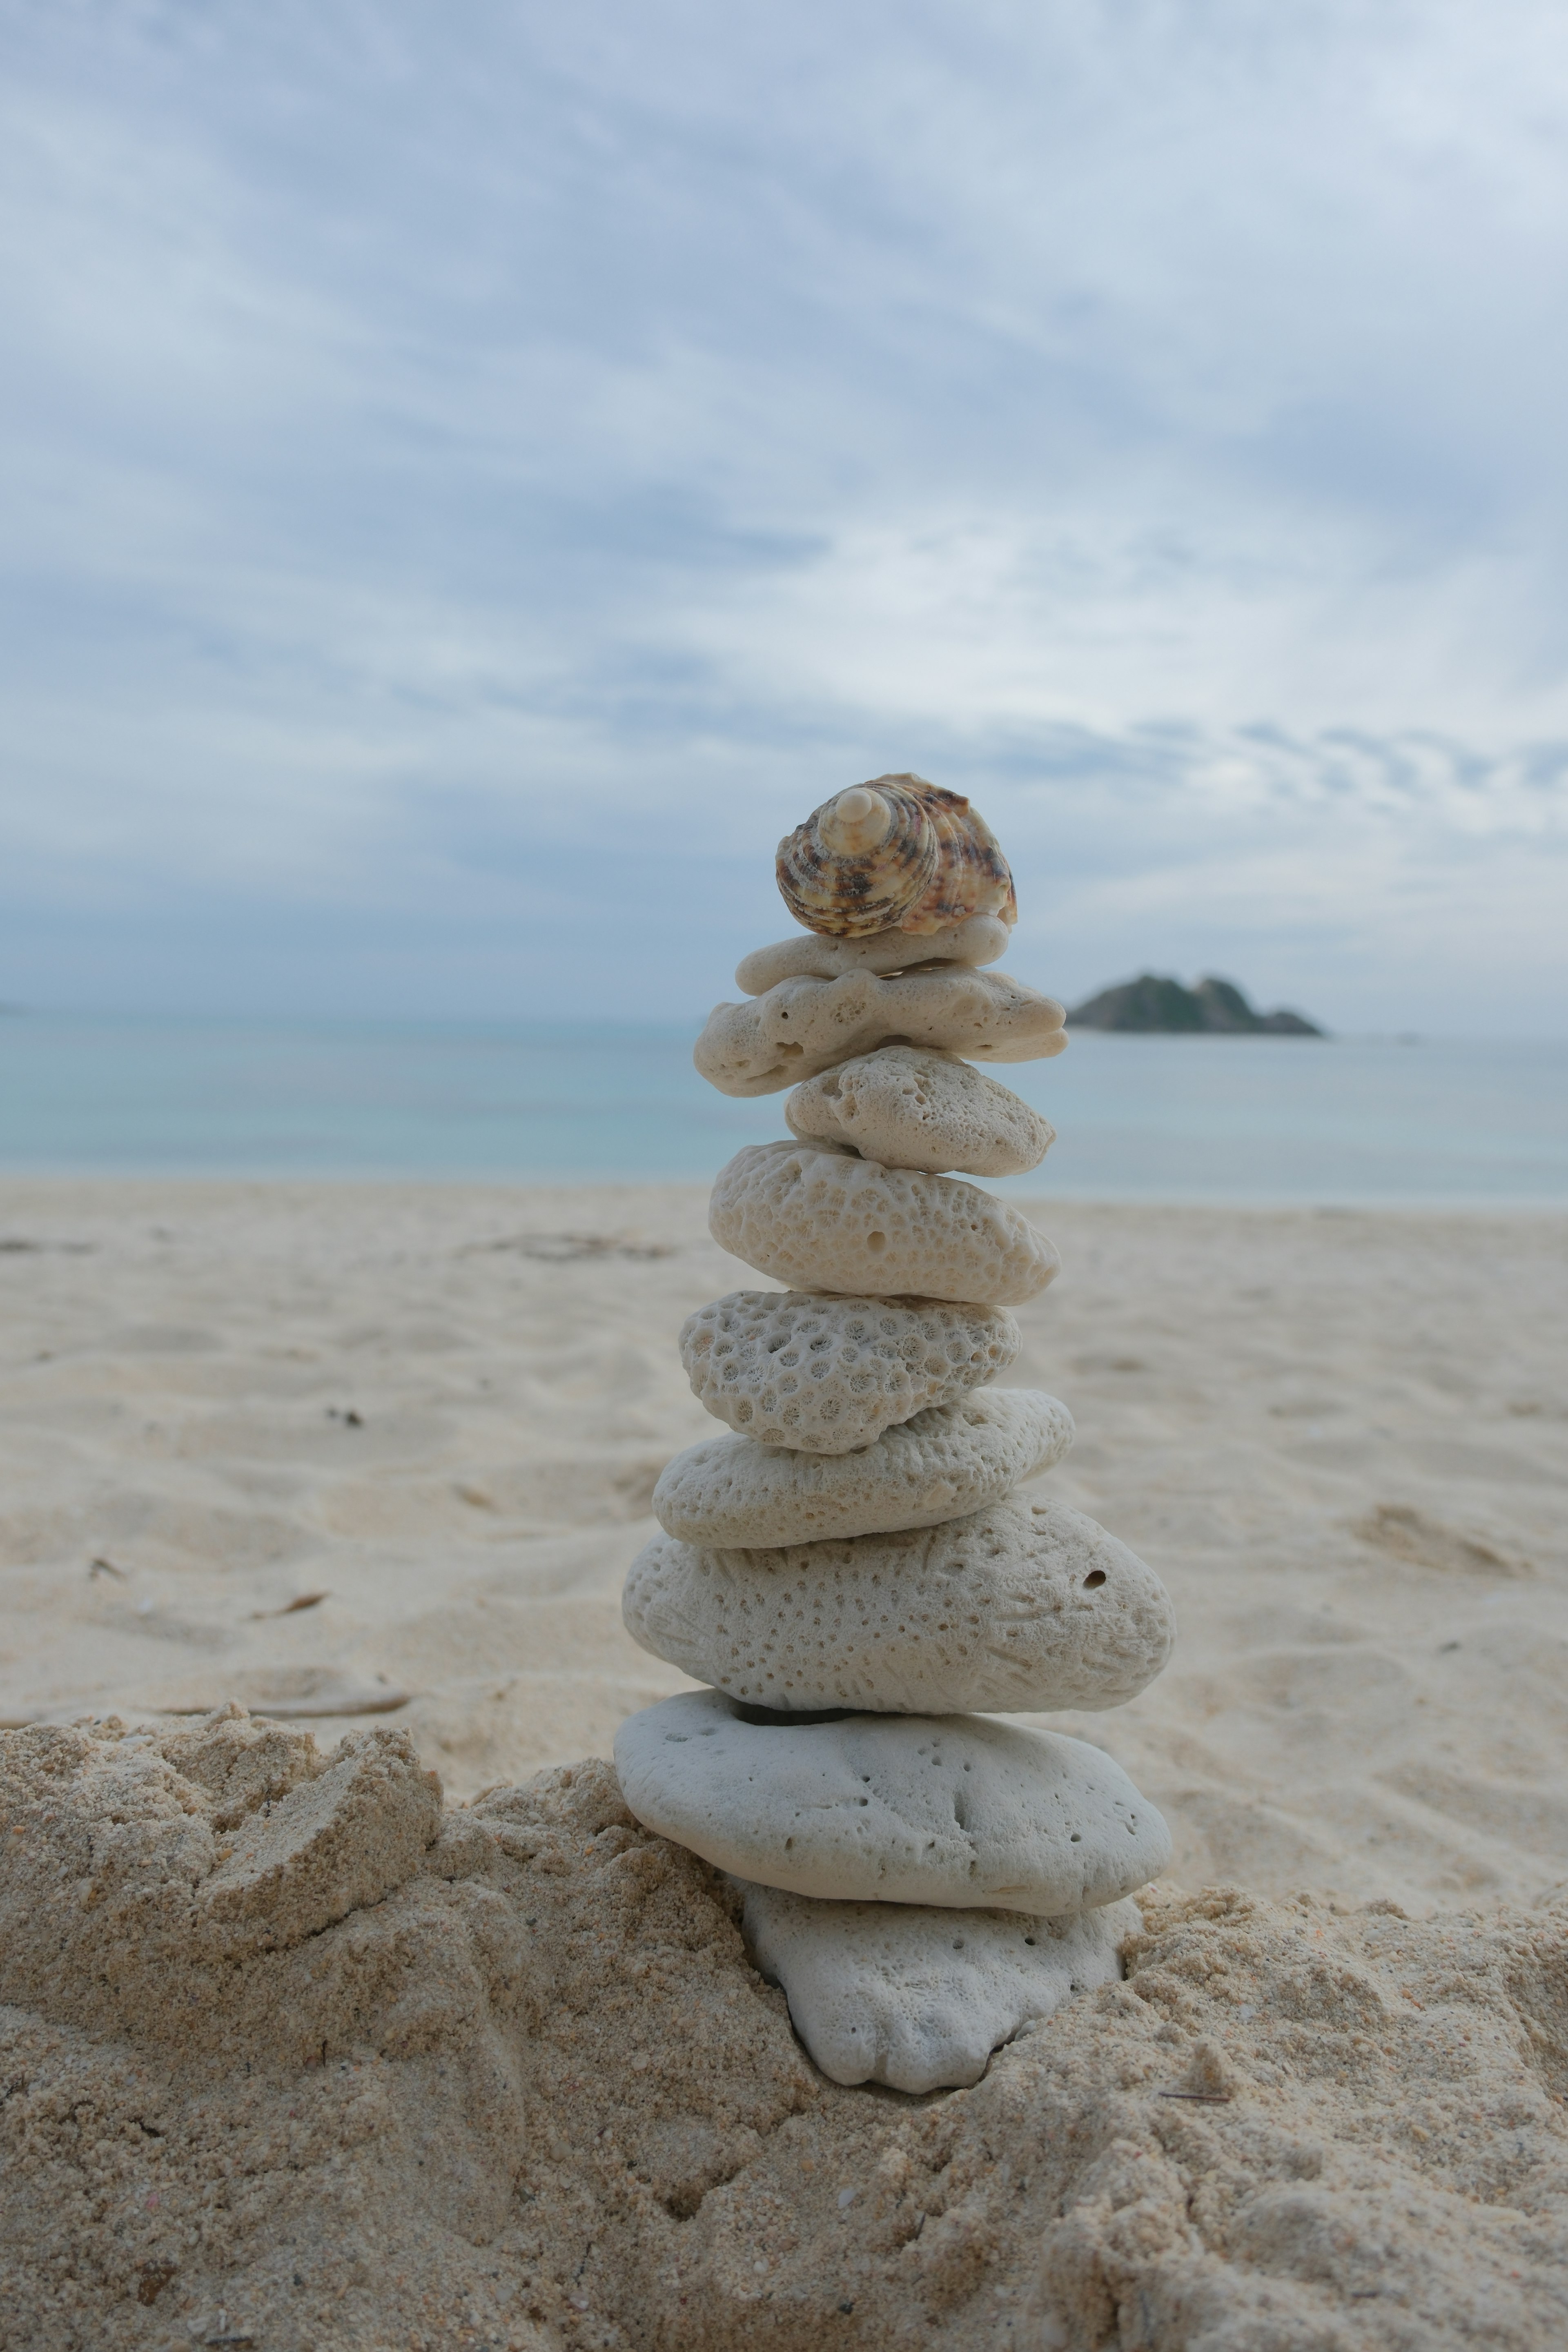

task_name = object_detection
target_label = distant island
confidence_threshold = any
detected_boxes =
[1067,973,1325,1036]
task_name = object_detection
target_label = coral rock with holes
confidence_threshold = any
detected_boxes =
[786,1043,1056,1177]
[678,1288,1022,1452]
[615,777,1175,2091]
[626,1489,1176,1712]
[650,1388,1074,1549]
[708,1141,1060,1305]
[614,1691,1171,1911]
[694,966,1067,1098]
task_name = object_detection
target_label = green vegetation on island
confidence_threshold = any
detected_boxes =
[1067,974,1325,1036]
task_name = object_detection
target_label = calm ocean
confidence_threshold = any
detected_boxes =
[1,1015,1565,1207]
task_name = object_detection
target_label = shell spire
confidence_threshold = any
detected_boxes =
[776,780,938,937]
[777,775,1017,938]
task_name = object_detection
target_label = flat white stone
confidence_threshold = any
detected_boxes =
[786,1045,1054,1176]
[613,1690,1172,1914]
[625,1490,1174,1713]
[678,1289,1020,1453]
[744,1884,1139,2092]
[708,1142,1059,1306]
[735,915,1012,996]
[650,1389,1073,1549]
[694,967,1067,1098]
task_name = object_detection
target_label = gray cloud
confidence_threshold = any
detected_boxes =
[2,0,1566,1030]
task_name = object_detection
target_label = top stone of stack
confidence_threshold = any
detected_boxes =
[695,777,1063,1102]
[776,775,1018,938]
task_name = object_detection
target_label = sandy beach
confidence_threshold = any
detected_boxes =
[3,1178,1564,1910]
[4,1178,1567,2347]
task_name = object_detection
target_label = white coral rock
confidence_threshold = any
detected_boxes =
[744,1885,1138,2092]
[650,1389,1072,1549]
[624,1490,1176,1714]
[694,967,1066,1098]
[677,1287,1020,1452]
[734,915,1011,996]
[708,1142,1058,1305]
[786,1044,1054,1176]
[613,1690,1172,1914]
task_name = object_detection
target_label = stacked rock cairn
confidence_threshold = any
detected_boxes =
[614,776,1176,2094]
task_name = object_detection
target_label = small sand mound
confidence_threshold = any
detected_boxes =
[3,1711,1566,2350]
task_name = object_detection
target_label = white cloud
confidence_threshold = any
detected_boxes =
[1,0,1566,1027]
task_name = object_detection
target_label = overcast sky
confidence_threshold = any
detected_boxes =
[3,0,1567,1031]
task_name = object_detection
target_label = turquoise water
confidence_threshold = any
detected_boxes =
[0,1015,1565,1207]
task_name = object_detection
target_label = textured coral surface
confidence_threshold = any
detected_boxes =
[694,969,1065,1097]
[625,1489,1174,1713]
[708,1145,1059,1305]
[4,1715,1567,2352]
[649,1389,1072,1550]
[613,1693,1171,1912]
[786,1046,1054,1178]
[679,1288,1020,1451]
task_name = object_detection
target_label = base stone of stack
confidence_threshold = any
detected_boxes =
[786,1045,1055,1177]
[743,1885,1139,2093]
[651,1388,1073,1548]
[678,1289,1020,1452]
[613,1690,1172,1915]
[708,1143,1059,1305]
[626,1492,1175,1714]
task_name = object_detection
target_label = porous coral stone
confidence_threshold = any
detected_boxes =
[694,967,1067,1098]
[786,1044,1054,1177]
[677,1289,1020,1453]
[708,1143,1059,1305]
[650,1389,1072,1548]
[624,1490,1176,1715]
[613,1691,1172,1914]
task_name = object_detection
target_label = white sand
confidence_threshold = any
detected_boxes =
[3,1178,1564,1914]
[2,1178,1566,2347]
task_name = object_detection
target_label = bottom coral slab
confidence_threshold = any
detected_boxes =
[742,1884,1140,2094]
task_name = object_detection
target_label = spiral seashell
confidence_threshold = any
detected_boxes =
[776,779,938,937]
[902,783,1017,936]
[776,774,1016,938]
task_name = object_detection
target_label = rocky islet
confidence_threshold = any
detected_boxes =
[614,772,1175,2093]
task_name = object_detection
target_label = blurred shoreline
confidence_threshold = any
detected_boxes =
[4,1014,1567,1206]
